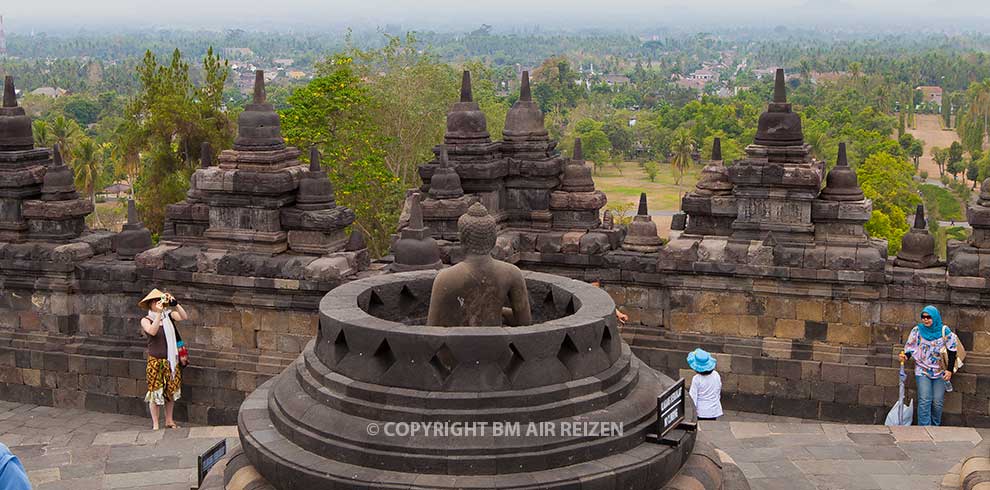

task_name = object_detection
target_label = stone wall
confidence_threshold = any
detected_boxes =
[597,271,990,426]
[0,259,336,425]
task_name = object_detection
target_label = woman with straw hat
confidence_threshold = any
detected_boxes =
[139,288,188,430]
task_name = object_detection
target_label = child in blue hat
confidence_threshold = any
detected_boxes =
[687,348,723,420]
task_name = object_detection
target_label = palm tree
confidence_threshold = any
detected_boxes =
[72,138,103,227]
[50,115,80,161]
[670,127,694,186]
[965,79,990,151]
[32,120,51,148]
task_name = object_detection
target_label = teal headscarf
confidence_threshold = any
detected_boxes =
[917,305,947,341]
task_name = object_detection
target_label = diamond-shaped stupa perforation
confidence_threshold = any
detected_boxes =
[430,343,458,380]
[331,329,349,365]
[556,333,580,374]
[366,290,386,318]
[499,342,525,382]
[600,325,613,353]
[398,285,417,316]
[371,338,397,373]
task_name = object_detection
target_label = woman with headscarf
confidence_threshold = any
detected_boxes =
[139,289,189,430]
[899,305,957,426]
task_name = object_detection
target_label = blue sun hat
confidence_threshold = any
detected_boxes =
[687,348,717,373]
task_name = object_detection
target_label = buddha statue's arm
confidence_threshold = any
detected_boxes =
[426,277,450,327]
[507,274,533,326]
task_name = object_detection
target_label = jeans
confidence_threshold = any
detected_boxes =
[916,375,947,426]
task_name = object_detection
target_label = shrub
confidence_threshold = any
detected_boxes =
[644,162,659,182]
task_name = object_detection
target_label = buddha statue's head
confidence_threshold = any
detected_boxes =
[459,202,497,256]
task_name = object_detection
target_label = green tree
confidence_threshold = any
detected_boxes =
[347,34,459,188]
[948,141,965,180]
[50,115,81,162]
[71,138,101,205]
[123,47,234,233]
[32,120,51,148]
[571,119,612,174]
[670,127,694,185]
[932,146,948,177]
[644,161,659,182]
[60,95,101,125]
[857,152,920,254]
[280,56,402,257]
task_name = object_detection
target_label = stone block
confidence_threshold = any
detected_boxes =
[776,359,802,380]
[765,296,796,319]
[801,360,821,380]
[875,367,899,387]
[834,383,858,404]
[975,332,990,353]
[210,327,233,349]
[795,300,824,322]
[625,287,649,308]
[944,391,963,414]
[21,368,41,387]
[858,385,884,407]
[738,315,760,337]
[737,374,766,395]
[847,365,875,386]
[954,373,977,394]
[810,380,835,402]
[804,321,828,341]
[821,363,848,383]
[774,319,804,340]
[826,323,870,346]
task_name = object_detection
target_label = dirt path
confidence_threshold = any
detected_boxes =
[907,114,960,179]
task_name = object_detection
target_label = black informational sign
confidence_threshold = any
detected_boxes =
[197,439,227,486]
[656,378,686,438]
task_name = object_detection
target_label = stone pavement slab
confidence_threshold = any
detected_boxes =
[0,402,984,490]
[0,401,237,490]
[709,410,984,490]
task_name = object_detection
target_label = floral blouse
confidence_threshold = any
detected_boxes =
[904,326,957,379]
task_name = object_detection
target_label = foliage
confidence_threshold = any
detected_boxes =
[345,33,459,188]
[857,152,920,254]
[919,184,964,222]
[123,47,234,233]
[571,119,612,173]
[280,57,402,257]
[644,161,660,182]
[604,201,635,227]
[670,127,694,185]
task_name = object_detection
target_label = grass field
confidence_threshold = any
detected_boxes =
[591,160,701,210]
[588,160,702,238]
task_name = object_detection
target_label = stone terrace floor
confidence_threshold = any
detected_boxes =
[0,400,985,490]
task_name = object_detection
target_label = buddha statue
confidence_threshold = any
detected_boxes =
[427,203,533,326]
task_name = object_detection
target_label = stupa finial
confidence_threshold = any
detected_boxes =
[127,198,139,224]
[460,70,473,103]
[520,71,532,102]
[773,68,786,103]
[574,138,583,160]
[310,146,322,172]
[253,70,266,104]
[3,76,15,108]
[836,142,848,167]
[200,141,212,168]
[637,192,648,216]
[914,204,926,229]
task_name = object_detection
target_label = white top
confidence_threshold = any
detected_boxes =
[689,371,723,419]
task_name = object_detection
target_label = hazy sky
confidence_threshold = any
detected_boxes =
[2,0,989,31]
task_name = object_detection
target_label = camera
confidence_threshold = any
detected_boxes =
[165,298,178,307]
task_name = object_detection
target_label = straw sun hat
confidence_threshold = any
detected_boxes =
[138,289,168,310]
